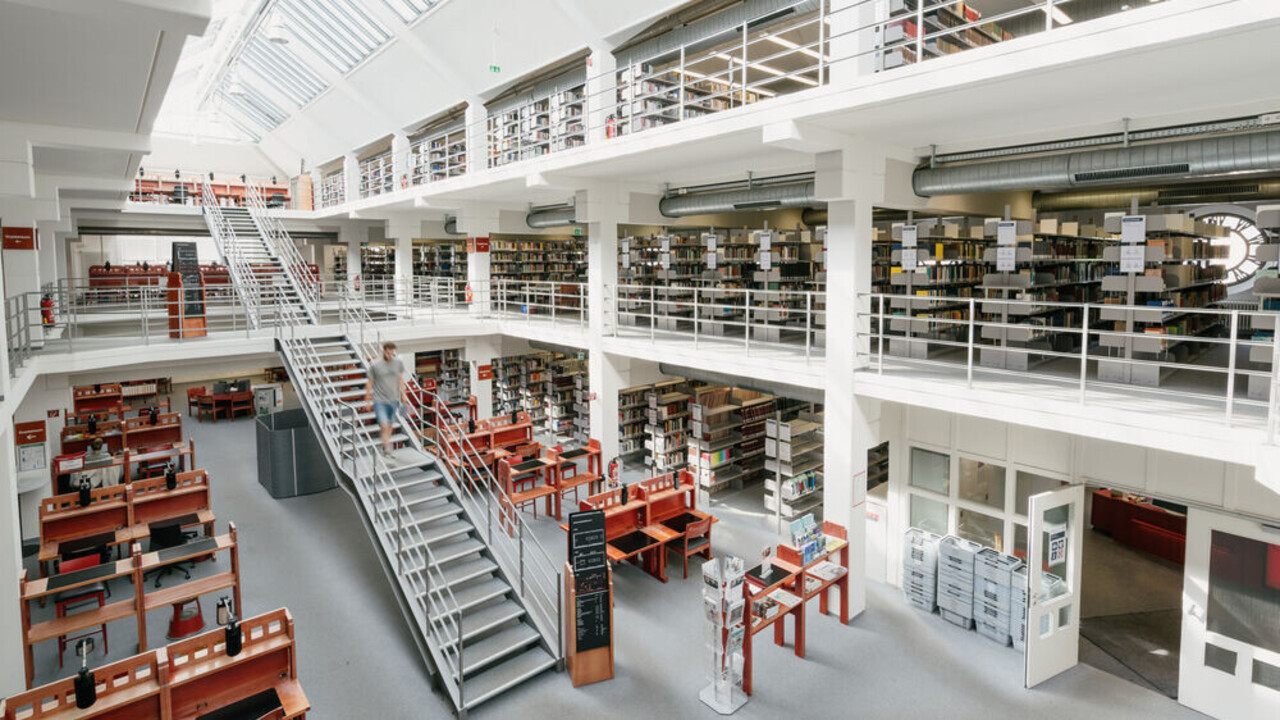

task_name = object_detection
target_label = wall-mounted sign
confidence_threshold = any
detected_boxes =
[2,227,36,250]
[466,237,491,253]
[14,420,46,446]
[477,364,493,381]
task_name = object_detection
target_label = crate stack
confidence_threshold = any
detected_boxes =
[902,528,940,612]
[972,548,1023,646]
[1011,565,1029,652]
[937,535,982,629]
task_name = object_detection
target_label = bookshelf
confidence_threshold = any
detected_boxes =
[886,218,988,358]
[618,383,652,459]
[614,51,767,138]
[878,0,1014,72]
[752,228,824,343]
[318,170,345,208]
[409,124,467,185]
[489,236,587,284]
[1096,212,1228,387]
[1249,207,1280,399]
[645,378,694,471]
[764,411,825,523]
[545,354,588,441]
[689,387,776,495]
[358,150,394,198]
[414,240,467,281]
[488,81,586,168]
[361,243,395,281]
[572,372,591,444]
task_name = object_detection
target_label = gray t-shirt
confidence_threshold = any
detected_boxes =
[369,356,405,403]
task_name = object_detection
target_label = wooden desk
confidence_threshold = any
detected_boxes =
[73,384,123,414]
[123,413,183,448]
[60,421,124,455]
[38,485,132,576]
[1,648,165,719]
[742,564,804,696]
[547,442,604,520]
[166,608,308,719]
[498,456,557,528]
[125,440,195,481]
[130,470,215,539]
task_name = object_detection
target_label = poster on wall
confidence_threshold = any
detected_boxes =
[1047,524,1068,566]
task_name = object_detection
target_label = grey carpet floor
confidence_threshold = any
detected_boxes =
[23,390,1209,718]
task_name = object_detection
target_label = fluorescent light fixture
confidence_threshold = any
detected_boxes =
[715,52,819,87]
[683,67,777,98]
[766,35,827,63]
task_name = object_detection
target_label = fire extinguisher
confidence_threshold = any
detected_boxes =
[40,294,55,325]
[607,457,621,489]
[354,275,361,291]
[465,283,473,303]
[401,174,409,189]
[605,114,617,139]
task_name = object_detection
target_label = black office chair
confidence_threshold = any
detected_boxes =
[144,522,196,588]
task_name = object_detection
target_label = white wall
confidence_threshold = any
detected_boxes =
[143,135,287,178]
[70,235,219,276]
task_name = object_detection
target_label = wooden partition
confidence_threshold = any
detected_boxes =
[1,649,165,719]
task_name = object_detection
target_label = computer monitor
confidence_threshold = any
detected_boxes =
[212,381,230,395]
[233,380,250,392]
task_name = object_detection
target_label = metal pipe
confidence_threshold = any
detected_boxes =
[659,180,818,217]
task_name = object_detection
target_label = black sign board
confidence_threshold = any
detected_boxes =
[568,510,610,652]
[171,241,204,317]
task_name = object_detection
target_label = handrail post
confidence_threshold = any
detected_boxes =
[966,297,975,387]
[744,288,751,354]
[1225,310,1239,425]
[1080,304,1090,404]
[519,521,526,596]
[649,285,656,341]
[878,295,885,374]
[693,285,699,351]
[805,291,812,359]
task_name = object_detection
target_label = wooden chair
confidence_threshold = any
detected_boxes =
[674,517,713,579]
[230,391,254,420]
[186,387,206,417]
[196,393,218,423]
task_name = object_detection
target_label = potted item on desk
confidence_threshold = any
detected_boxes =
[74,638,97,709]
[217,596,242,656]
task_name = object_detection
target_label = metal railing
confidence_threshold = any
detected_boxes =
[201,180,271,329]
[493,280,587,326]
[245,183,320,323]
[608,282,826,358]
[860,291,1274,433]
[129,170,295,209]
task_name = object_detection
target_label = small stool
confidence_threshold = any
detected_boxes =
[55,586,108,668]
[167,597,205,640]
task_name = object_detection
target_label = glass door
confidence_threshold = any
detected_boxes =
[1025,484,1084,687]
[1178,508,1280,719]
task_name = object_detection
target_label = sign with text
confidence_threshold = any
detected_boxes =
[758,230,772,251]
[996,246,1017,272]
[568,510,610,653]
[901,225,918,248]
[706,251,717,270]
[2,226,36,250]
[660,236,671,252]
[997,221,1018,246]
[1121,216,1146,244]
[476,364,493,381]
[900,248,918,271]
[14,420,46,446]
[1047,524,1068,566]
[704,233,716,252]
[466,237,491,253]
[1119,245,1146,273]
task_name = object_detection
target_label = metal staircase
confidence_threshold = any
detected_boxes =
[200,182,317,327]
[244,183,321,321]
[275,293,561,716]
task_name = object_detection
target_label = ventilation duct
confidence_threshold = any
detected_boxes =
[1035,181,1280,212]
[658,363,822,404]
[659,180,818,217]
[801,207,828,226]
[443,216,463,236]
[525,206,579,229]
[913,130,1280,196]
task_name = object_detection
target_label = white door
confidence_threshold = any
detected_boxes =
[1025,484,1085,687]
[1178,508,1280,719]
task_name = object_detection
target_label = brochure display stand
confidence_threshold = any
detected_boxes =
[700,555,747,714]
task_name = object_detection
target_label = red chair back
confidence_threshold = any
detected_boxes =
[60,553,101,573]
[686,517,712,541]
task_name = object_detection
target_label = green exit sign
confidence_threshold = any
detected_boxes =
[573,226,582,236]
[488,64,500,74]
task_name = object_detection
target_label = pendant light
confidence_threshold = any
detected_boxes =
[266,13,289,45]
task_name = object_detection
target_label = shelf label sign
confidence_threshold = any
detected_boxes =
[901,225,918,248]
[758,230,772,251]
[620,238,630,253]
[706,252,717,269]
[1121,215,1146,244]
[704,233,717,252]
[996,246,1017,272]
[760,251,771,270]
[477,364,493,381]
[661,253,671,269]
[900,248,918,271]
[997,221,1017,246]
[1119,245,1145,273]
[660,237,671,252]
[621,253,630,269]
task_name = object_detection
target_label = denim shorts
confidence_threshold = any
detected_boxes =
[373,401,400,425]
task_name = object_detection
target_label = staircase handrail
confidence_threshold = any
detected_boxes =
[245,183,320,323]
[199,182,262,329]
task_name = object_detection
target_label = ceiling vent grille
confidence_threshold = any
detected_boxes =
[1073,164,1191,184]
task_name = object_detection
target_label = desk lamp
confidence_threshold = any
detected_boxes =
[74,638,96,708]
[78,478,92,508]
[93,384,101,393]
[87,415,98,435]
[620,483,629,506]
[165,464,177,491]
[217,596,242,656]
[149,407,158,425]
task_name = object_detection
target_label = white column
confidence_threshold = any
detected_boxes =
[585,45,618,144]
[343,152,360,202]
[386,214,419,303]
[465,336,500,420]
[2,206,43,348]
[581,184,625,459]
[339,221,362,290]
[0,428,24,696]
[458,204,499,315]
[391,131,410,191]
[464,100,485,175]
[817,147,884,620]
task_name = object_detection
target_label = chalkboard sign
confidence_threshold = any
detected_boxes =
[568,510,610,652]
[171,241,204,317]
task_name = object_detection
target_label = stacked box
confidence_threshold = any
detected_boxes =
[1011,565,1028,652]
[902,528,940,612]
[937,536,981,629]
[973,548,1023,646]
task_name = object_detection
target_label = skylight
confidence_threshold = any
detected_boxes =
[240,36,327,107]
[277,0,391,73]
[219,84,288,131]
[380,0,441,24]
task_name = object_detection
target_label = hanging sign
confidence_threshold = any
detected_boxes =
[996,246,1017,272]
[997,221,1017,246]
[759,251,772,270]
[1120,245,1146,273]
[660,237,671,252]
[1121,215,1146,244]
[901,225,918,248]
[758,230,772,251]
[900,248,918,271]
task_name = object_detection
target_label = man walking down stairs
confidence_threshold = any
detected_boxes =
[365,341,409,460]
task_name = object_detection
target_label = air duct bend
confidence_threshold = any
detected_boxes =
[659,181,817,217]
[525,207,578,229]
[912,130,1280,196]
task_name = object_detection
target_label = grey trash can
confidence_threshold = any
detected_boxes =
[256,408,337,498]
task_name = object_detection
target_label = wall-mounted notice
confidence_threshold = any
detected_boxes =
[996,246,1017,272]
[1120,245,1146,273]
[900,248,918,271]
[901,225,918,248]
[997,221,1017,246]
[1121,215,1146,244]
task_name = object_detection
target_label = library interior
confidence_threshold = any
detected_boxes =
[2,1,1280,718]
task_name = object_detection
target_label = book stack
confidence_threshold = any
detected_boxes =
[902,528,940,612]
[972,548,1023,646]
[937,535,982,629]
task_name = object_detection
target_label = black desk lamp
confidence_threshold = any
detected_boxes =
[149,407,158,425]
[74,638,96,708]
[165,463,177,491]
[87,415,97,435]
[217,596,242,656]
[78,478,92,507]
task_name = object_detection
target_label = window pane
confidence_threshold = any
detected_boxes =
[1207,530,1280,655]
[910,493,948,536]
[1014,523,1027,561]
[959,457,1005,509]
[957,507,1003,551]
[1015,471,1066,516]
[910,447,949,495]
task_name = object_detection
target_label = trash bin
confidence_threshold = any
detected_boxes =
[255,408,337,498]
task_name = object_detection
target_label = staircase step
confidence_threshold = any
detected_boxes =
[461,646,555,710]
[430,537,485,565]
[410,499,463,526]
[429,577,509,620]
[418,518,472,545]
[460,623,540,676]
[438,557,498,588]
[444,599,526,648]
